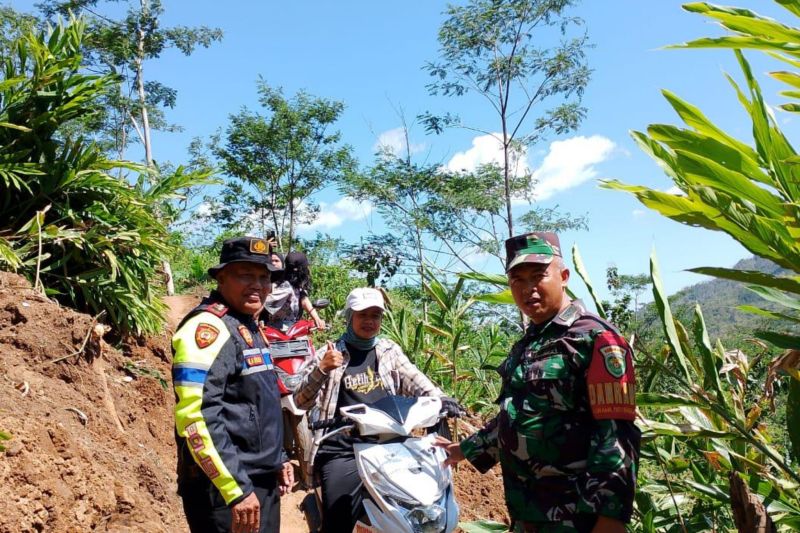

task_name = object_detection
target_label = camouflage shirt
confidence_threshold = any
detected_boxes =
[460,300,641,526]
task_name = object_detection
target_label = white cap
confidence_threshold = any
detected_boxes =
[344,287,386,312]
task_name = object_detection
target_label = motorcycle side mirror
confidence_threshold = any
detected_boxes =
[311,298,330,309]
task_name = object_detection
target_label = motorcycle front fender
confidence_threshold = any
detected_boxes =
[281,394,307,416]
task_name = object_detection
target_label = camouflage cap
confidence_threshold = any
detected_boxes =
[504,232,562,272]
[207,236,280,278]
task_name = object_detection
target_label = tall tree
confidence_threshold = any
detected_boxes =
[420,0,591,265]
[342,118,442,280]
[211,81,356,251]
[0,17,215,333]
[38,0,223,163]
[39,0,223,294]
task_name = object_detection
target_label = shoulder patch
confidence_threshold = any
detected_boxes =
[206,302,228,317]
[195,323,220,349]
[238,325,254,348]
[587,330,636,421]
[601,344,626,378]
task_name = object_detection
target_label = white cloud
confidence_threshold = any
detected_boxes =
[632,209,647,218]
[374,127,425,157]
[664,185,684,196]
[444,134,615,203]
[445,133,529,176]
[299,197,374,231]
[531,135,616,201]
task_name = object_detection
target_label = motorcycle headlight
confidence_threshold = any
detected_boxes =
[405,503,446,533]
[282,373,303,391]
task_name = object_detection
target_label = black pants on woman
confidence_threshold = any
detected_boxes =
[316,449,364,533]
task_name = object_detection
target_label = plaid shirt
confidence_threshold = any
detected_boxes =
[294,336,443,466]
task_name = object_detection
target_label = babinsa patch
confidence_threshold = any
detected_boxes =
[600,344,626,378]
[195,323,219,349]
[587,330,636,421]
[238,325,254,348]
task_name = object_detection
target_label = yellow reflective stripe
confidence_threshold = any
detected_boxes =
[173,312,242,504]
[174,384,244,504]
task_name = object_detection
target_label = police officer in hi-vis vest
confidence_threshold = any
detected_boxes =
[172,237,294,533]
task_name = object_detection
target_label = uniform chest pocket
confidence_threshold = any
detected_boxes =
[520,354,576,412]
[524,353,570,380]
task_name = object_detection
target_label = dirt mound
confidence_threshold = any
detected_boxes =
[454,463,509,525]
[0,272,507,532]
[0,271,181,532]
[452,417,509,527]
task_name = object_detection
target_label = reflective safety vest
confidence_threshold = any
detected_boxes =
[172,292,286,505]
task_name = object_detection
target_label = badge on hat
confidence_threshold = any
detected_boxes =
[195,323,220,349]
[250,238,269,255]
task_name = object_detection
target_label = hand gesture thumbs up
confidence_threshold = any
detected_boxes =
[320,340,344,373]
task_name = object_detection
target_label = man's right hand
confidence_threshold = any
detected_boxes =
[433,435,466,467]
[319,340,344,373]
[231,492,260,533]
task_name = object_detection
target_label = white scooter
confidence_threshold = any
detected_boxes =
[306,395,460,533]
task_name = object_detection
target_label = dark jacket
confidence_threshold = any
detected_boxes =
[172,291,286,505]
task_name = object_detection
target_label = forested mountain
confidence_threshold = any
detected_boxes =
[665,256,796,340]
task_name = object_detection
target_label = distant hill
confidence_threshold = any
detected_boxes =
[665,256,798,340]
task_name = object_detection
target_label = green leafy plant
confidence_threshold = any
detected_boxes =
[598,7,800,523]
[0,18,215,334]
[459,520,509,533]
[382,269,511,414]
[601,1,800,351]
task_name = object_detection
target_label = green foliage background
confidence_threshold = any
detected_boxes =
[3,3,800,531]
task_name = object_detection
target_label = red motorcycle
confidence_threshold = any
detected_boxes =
[260,299,328,487]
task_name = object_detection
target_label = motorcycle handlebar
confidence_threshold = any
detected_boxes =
[309,416,345,431]
[312,410,459,431]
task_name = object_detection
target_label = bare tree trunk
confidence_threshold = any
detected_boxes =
[502,136,513,239]
[136,0,174,296]
[729,471,777,533]
[136,3,153,168]
[416,227,427,321]
[287,200,295,253]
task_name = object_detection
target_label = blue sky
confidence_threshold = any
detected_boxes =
[9,0,798,300]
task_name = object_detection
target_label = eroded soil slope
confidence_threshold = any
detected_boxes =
[0,274,507,532]
[0,272,180,532]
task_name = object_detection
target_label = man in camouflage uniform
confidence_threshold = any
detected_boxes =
[437,232,640,533]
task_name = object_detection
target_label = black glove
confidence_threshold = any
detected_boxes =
[440,396,465,418]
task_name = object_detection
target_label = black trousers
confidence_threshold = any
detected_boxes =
[513,514,598,533]
[317,450,364,533]
[180,473,280,533]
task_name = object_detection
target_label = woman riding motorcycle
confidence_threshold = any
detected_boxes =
[263,251,325,331]
[294,287,459,533]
